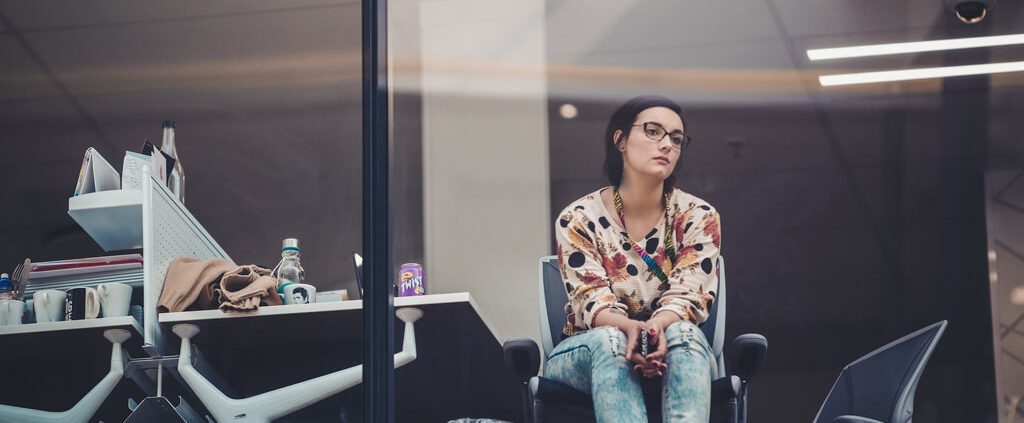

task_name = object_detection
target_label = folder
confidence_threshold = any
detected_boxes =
[73,147,121,196]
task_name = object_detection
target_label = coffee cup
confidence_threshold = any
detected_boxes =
[97,283,133,317]
[282,283,316,305]
[0,300,24,326]
[24,298,35,323]
[129,304,144,325]
[66,287,100,321]
[33,290,66,323]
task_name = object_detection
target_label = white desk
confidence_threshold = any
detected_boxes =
[157,292,519,422]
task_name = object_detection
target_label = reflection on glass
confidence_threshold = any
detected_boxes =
[0,2,364,421]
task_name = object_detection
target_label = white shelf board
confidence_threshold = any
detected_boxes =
[159,299,362,323]
[158,292,499,341]
[0,316,142,337]
[68,190,143,251]
[159,292,472,322]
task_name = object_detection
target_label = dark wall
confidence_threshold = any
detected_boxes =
[0,1,374,294]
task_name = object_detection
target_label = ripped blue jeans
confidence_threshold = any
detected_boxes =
[543,321,714,422]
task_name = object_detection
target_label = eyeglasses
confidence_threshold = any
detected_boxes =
[630,121,691,150]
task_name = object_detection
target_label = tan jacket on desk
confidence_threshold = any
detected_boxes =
[216,264,283,312]
[159,257,283,312]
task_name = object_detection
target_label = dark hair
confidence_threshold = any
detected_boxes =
[293,287,308,298]
[603,95,685,192]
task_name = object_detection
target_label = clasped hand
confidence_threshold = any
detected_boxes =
[625,319,668,378]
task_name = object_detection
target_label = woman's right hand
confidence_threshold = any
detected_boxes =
[594,309,661,378]
[623,320,661,378]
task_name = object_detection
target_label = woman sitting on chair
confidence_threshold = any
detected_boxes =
[548,95,720,422]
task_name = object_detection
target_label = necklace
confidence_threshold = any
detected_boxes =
[612,187,676,284]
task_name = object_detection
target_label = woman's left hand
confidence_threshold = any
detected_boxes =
[640,320,669,378]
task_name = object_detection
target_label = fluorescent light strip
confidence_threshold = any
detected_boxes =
[808,33,1024,61]
[819,60,1024,86]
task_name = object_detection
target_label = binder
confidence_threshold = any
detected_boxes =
[72,147,121,196]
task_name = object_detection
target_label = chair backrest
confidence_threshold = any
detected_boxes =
[813,320,948,423]
[538,256,567,357]
[705,256,726,377]
[538,255,727,377]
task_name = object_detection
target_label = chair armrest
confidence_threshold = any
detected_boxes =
[832,416,884,423]
[534,377,593,408]
[728,333,767,383]
[711,375,742,402]
[503,338,541,384]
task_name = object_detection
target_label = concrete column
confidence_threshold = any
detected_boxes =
[418,0,549,343]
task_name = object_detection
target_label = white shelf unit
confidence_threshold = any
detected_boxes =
[138,168,230,356]
[0,168,232,423]
[68,168,231,356]
[68,189,144,251]
[61,168,429,421]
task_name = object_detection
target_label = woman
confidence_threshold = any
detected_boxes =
[547,95,721,422]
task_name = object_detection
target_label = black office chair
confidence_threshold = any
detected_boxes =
[813,320,947,423]
[503,256,768,423]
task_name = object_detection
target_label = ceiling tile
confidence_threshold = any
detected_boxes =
[771,0,949,38]
[546,0,782,62]
[548,39,810,106]
[0,96,99,165]
[19,4,359,115]
[0,0,355,31]
[0,35,61,101]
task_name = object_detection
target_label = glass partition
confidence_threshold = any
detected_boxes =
[2,0,1023,421]
[0,1,366,421]
[391,1,1022,422]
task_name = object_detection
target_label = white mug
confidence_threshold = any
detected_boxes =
[97,283,133,317]
[0,300,25,326]
[33,290,66,323]
[282,283,316,305]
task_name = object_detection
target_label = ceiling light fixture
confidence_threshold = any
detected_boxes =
[807,33,1024,61]
[559,103,578,119]
[819,60,1024,86]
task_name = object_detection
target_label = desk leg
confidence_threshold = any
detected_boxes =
[0,329,129,423]
[173,307,423,423]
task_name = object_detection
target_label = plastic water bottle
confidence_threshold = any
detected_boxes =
[0,273,12,301]
[275,238,305,289]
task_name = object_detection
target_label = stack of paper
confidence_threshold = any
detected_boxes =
[73,147,121,196]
